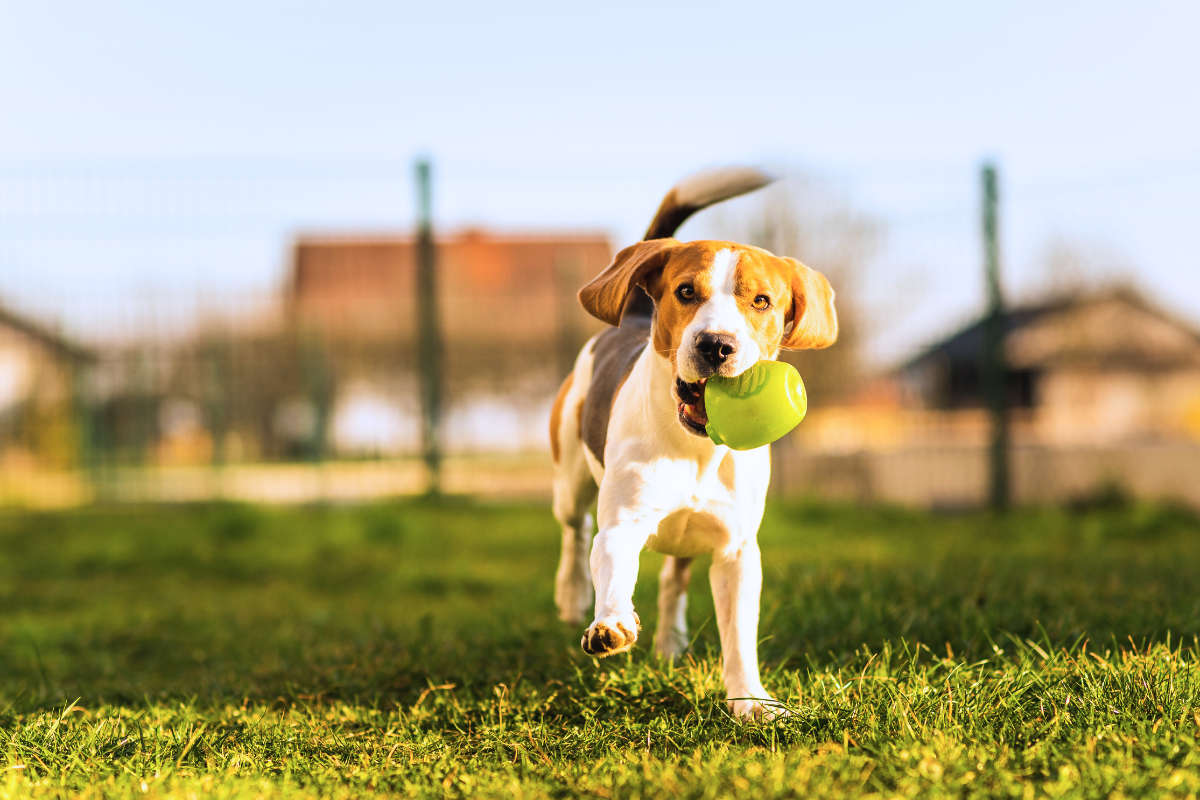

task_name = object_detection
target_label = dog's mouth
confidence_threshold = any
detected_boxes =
[675,377,709,436]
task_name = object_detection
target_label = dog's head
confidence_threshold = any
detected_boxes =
[579,239,837,437]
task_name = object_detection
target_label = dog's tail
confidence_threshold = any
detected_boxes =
[643,166,774,241]
[622,166,774,320]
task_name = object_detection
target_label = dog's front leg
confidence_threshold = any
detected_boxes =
[580,521,652,657]
[710,542,780,718]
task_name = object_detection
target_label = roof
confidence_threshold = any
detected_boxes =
[291,229,613,296]
[904,287,1200,374]
[288,229,614,340]
[0,302,93,363]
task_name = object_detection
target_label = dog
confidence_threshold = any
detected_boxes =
[548,167,837,718]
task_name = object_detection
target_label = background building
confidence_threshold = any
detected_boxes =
[0,302,91,469]
[288,230,612,457]
[775,288,1200,509]
[901,288,1200,445]
[291,231,610,352]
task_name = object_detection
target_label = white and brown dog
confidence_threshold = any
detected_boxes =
[548,167,837,718]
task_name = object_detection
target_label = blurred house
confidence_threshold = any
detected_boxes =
[901,288,1200,445]
[287,230,613,456]
[289,230,611,347]
[775,288,1200,509]
[0,303,92,467]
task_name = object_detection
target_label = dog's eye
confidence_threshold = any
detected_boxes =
[676,284,695,302]
[752,294,771,310]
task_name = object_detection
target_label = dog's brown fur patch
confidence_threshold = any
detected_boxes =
[718,451,737,491]
[548,371,574,463]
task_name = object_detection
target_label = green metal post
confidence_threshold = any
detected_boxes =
[415,160,442,494]
[982,163,1009,511]
[202,337,230,467]
[299,332,332,463]
[71,358,100,503]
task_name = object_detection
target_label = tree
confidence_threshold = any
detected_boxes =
[694,170,882,403]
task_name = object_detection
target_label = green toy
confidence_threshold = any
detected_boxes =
[705,360,807,450]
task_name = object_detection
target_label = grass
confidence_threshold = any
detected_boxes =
[1,497,1200,798]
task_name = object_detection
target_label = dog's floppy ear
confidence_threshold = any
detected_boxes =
[781,258,838,350]
[578,238,678,326]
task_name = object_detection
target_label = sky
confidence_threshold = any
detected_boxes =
[0,0,1198,360]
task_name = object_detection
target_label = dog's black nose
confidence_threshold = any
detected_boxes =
[695,332,737,367]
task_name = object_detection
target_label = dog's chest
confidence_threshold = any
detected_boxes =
[643,479,742,557]
[627,445,769,559]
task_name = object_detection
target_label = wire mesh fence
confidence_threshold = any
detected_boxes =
[2,161,1199,508]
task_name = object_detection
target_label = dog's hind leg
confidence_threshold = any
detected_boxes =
[550,368,598,625]
[553,486,596,625]
[654,556,693,658]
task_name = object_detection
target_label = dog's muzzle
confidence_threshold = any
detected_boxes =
[675,377,708,436]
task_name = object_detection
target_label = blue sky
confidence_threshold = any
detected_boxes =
[1,0,1197,358]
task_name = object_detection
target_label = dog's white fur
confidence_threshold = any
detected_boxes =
[550,167,835,719]
[555,300,776,718]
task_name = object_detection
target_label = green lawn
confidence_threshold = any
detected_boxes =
[2,498,1200,798]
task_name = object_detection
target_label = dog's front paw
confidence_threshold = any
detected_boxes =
[728,691,789,721]
[581,612,640,657]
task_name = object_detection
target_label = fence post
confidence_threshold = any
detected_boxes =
[299,331,333,463]
[981,163,1009,511]
[201,335,230,467]
[415,160,443,494]
[72,357,101,503]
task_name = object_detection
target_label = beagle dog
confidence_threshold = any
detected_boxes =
[549,167,837,718]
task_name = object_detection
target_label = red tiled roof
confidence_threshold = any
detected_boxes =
[289,231,613,340]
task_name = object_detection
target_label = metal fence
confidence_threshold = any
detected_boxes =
[0,162,615,505]
[3,160,1196,509]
